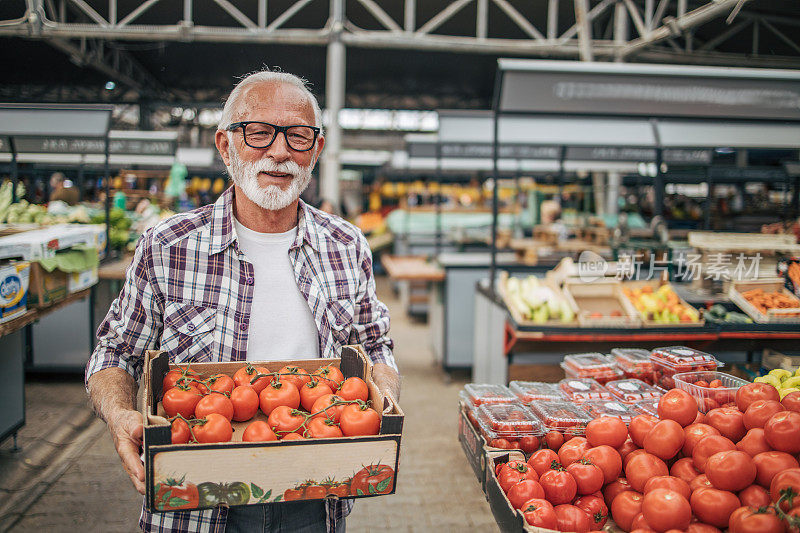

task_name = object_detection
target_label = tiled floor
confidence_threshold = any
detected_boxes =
[0,277,498,532]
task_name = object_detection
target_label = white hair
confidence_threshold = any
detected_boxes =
[218,70,323,134]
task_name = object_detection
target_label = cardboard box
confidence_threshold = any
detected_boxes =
[27,262,68,308]
[458,404,488,490]
[0,261,30,323]
[0,224,106,261]
[142,345,403,513]
[68,265,98,293]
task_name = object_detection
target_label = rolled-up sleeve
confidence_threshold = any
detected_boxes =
[349,233,396,371]
[85,229,163,386]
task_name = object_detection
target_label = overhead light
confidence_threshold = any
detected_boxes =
[105,81,116,90]
[715,147,734,154]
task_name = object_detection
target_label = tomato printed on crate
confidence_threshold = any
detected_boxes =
[154,478,199,511]
[350,464,394,496]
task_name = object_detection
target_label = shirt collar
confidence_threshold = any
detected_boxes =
[209,186,320,254]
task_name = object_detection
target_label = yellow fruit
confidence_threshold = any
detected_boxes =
[780,387,800,399]
[782,376,800,390]
[769,369,793,383]
[755,375,782,389]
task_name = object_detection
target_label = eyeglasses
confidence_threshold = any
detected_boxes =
[226,121,320,152]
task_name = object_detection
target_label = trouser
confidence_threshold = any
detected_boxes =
[226,501,345,533]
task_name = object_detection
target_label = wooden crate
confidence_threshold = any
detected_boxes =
[729,279,800,324]
[563,280,641,328]
[621,280,705,327]
[497,272,578,327]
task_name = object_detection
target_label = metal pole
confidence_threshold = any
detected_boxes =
[704,167,712,230]
[435,141,442,257]
[654,148,664,217]
[320,0,345,207]
[104,135,111,257]
[607,170,621,216]
[9,137,18,203]
[489,73,502,295]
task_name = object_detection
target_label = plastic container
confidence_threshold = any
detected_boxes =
[605,379,663,403]
[581,400,634,424]
[463,383,518,407]
[629,398,660,417]
[475,403,545,437]
[649,346,722,390]
[558,378,612,402]
[611,348,654,384]
[561,353,624,385]
[508,381,566,403]
[528,400,592,434]
[673,371,749,413]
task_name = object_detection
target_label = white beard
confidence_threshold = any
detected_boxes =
[227,147,314,211]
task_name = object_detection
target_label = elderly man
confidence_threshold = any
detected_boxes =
[86,70,399,532]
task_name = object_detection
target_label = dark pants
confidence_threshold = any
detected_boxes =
[226,501,345,533]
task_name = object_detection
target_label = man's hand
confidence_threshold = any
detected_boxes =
[87,367,144,495]
[107,408,146,495]
[372,363,401,405]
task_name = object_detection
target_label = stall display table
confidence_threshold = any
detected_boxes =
[381,255,444,317]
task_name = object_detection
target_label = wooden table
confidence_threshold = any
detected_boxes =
[381,255,445,318]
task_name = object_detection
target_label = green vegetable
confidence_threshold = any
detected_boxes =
[708,304,728,318]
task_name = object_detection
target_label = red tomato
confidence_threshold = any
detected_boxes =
[736,428,772,457]
[781,391,800,412]
[583,445,622,485]
[539,468,578,505]
[705,451,757,492]
[499,460,533,483]
[643,476,691,500]
[706,407,747,442]
[617,439,639,461]
[230,385,259,422]
[206,373,235,395]
[305,417,344,439]
[506,479,545,509]
[744,400,785,430]
[611,490,644,532]
[630,414,660,448]
[670,457,702,485]
[489,438,513,449]
[192,413,233,443]
[683,423,721,456]
[553,504,592,533]
[313,363,345,388]
[339,403,380,436]
[521,499,558,529]
[310,394,346,423]
[574,494,608,529]
[350,464,394,496]
[519,435,540,454]
[299,380,333,412]
[267,405,306,434]
[643,419,685,461]
[171,417,191,444]
[642,488,692,532]
[626,452,669,492]
[558,437,591,467]
[690,487,741,528]
[764,410,800,454]
[693,410,707,424]
[736,382,780,412]
[337,376,369,402]
[281,432,305,441]
[162,367,199,392]
[528,449,560,477]
[692,435,736,472]
[770,468,800,511]
[623,449,648,471]
[686,523,723,533]
[728,506,785,533]
[585,416,628,448]
[690,474,714,493]
[162,385,203,418]
[567,460,604,495]
[259,380,301,416]
[233,364,271,393]
[194,393,234,421]
[753,451,800,488]
[659,389,699,427]
[738,485,771,508]
[544,430,564,451]
[695,380,710,388]
[242,420,277,442]
[604,478,634,507]
[709,379,722,388]
[277,365,311,391]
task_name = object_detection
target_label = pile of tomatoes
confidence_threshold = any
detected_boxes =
[493,381,800,532]
[161,363,382,444]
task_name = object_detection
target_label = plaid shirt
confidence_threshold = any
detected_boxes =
[87,187,395,533]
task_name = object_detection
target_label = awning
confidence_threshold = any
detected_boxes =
[657,120,800,149]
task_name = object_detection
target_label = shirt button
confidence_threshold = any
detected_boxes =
[187,324,195,331]
[240,323,247,331]
[246,277,254,285]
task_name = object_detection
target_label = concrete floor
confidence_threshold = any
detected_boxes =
[0,276,498,532]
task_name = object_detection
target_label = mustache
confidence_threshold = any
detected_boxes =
[244,158,303,177]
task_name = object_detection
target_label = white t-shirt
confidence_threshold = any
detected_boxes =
[233,217,320,361]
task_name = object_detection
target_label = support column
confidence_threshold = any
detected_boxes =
[606,170,621,216]
[592,172,606,216]
[320,0,345,206]
[614,1,628,62]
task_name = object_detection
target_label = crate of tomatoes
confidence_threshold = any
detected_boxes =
[142,345,403,513]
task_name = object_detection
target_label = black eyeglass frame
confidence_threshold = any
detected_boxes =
[226,121,321,152]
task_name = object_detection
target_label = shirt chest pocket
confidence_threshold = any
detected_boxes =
[325,299,355,346]
[161,301,217,363]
